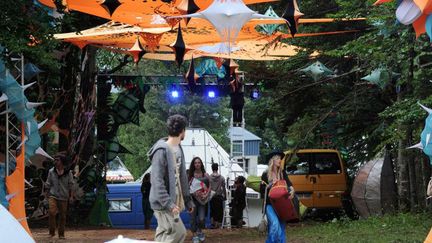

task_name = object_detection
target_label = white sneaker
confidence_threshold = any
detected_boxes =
[192,236,200,243]
[198,232,205,242]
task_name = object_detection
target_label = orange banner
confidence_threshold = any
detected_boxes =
[5,123,32,236]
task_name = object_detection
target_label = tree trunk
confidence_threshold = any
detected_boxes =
[422,156,431,208]
[407,147,417,210]
[397,30,416,212]
[415,156,425,209]
[397,129,411,211]
[58,47,80,152]
[69,46,97,166]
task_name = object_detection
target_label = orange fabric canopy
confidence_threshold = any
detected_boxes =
[54,19,362,60]
[37,0,278,28]
[54,21,271,49]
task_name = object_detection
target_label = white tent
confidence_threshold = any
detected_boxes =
[0,204,35,243]
[140,128,263,227]
[140,128,247,182]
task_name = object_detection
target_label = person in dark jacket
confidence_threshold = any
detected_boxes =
[229,74,244,127]
[260,150,295,243]
[141,173,153,229]
[231,175,246,228]
[209,163,226,228]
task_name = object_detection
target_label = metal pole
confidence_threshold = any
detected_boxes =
[203,130,207,168]
[21,53,24,86]
[5,104,9,177]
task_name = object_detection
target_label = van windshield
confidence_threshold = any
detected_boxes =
[286,152,342,175]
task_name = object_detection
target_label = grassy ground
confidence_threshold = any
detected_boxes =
[32,213,432,242]
[288,213,432,243]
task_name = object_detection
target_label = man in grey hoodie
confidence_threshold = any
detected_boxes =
[209,163,226,228]
[148,114,195,243]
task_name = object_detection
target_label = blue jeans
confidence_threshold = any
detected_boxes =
[265,205,286,243]
[191,199,207,233]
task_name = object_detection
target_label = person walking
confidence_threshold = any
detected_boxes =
[45,152,75,239]
[148,114,195,243]
[260,150,295,243]
[209,163,226,228]
[141,173,153,229]
[188,157,211,243]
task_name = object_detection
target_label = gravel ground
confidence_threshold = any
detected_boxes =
[32,227,267,243]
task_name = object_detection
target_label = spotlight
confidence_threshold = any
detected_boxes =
[171,90,179,98]
[168,84,182,101]
[208,90,216,98]
[250,88,260,100]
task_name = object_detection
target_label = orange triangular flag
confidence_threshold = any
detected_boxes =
[128,38,146,63]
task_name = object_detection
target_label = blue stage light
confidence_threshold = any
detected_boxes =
[208,90,216,98]
[251,88,260,100]
[171,90,179,98]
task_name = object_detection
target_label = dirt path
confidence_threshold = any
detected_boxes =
[32,227,267,243]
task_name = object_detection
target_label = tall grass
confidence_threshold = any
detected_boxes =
[288,213,432,243]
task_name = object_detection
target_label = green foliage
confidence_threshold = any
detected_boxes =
[240,0,432,178]
[0,0,59,68]
[117,113,166,178]
[116,89,231,178]
[289,213,432,242]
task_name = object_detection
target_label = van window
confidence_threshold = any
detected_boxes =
[109,198,132,212]
[310,153,341,174]
[286,153,310,175]
[285,152,342,175]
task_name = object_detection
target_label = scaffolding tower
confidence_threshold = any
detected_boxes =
[222,71,249,229]
[2,53,25,177]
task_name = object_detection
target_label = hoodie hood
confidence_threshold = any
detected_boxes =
[147,138,169,160]
[210,173,222,179]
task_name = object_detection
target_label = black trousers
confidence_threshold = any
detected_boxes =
[210,195,224,223]
[232,105,243,124]
[231,205,244,227]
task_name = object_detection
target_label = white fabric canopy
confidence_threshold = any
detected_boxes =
[169,0,284,52]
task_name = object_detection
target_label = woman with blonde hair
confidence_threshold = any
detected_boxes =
[260,150,295,243]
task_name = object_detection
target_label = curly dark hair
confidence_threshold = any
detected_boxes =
[188,157,206,180]
[167,114,187,137]
[54,151,71,166]
[211,163,219,172]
